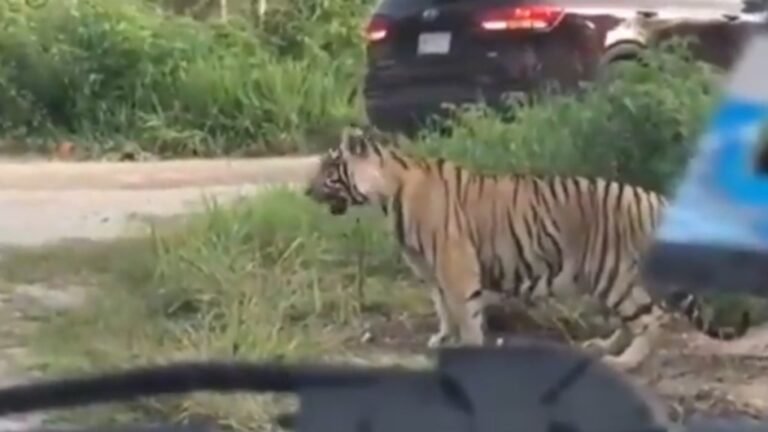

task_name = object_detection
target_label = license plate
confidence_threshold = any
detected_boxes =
[417,32,451,55]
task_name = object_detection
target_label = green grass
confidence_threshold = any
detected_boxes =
[1,189,431,429]
[1,187,764,430]
[0,0,368,158]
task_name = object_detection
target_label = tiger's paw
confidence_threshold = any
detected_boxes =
[581,338,609,356]
[427,332,451,349]
[600,352,646,372]
[600,355,642,372]
[580,328,630,357]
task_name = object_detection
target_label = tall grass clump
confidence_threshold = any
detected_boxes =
[0,0,370,157]
[25,188,428,429]
[410,41,720,193]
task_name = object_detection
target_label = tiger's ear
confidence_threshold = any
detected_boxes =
[340,125,370,157]
[381,130,404,148]
[358,124,403,149]
[340,123,402,156]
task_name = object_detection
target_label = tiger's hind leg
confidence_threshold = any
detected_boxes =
[581,326,631,356]
[548,265,630,356]
[602,309,665,371]
[591,274,672,371]
[557,269,631,356]
[602,303,668,371]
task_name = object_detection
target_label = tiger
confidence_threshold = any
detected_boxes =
[304,125,751,371]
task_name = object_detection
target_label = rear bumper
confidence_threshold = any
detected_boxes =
[364,83,527,135]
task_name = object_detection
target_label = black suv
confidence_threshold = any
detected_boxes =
[362,0,765,134]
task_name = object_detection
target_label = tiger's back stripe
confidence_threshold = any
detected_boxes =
[506,211,534,297]
[592,180,614,298]
[371,142,383,158]
[626,187,644,242]
[453,166,467,236]
[437,160,453,239]
[389,150,410,170]
[392,185,406,247]
[429,227,438,267]
[602,182,628,301]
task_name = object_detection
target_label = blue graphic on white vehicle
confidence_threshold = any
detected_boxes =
[656,98,768,251]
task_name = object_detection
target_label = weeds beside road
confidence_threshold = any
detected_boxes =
[0,157,430,430]
[0,0,367,158]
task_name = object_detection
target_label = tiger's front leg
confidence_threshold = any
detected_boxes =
[427,287,457,348]
[401,251,460,348]
[433,242,487,347]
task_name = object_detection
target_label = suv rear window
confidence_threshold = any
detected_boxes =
[375,0,440,15]
[375,0,509,16]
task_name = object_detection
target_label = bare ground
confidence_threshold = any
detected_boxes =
[0,156,766,428]
[357,310,768,421]
[0,156,319,429]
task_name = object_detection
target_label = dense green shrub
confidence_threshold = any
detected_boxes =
[150,0,371,57]
[251,0,372,58]
[409,42,721,193]
[0,0,370,157]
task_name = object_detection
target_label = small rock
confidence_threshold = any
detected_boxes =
[12,283,87,312]
[53,141,76,160]
[361,331,374,344]
[0,415,45,431]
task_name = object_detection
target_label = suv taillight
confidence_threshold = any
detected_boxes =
[365,16,390,42]
[475,5,565,32]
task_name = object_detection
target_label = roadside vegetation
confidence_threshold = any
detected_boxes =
[0,0,726,164]
[409,41,718,193]
[0,0,369,158]
[1,24,764,429]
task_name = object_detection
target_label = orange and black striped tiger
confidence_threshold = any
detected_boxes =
[304,126,751,370]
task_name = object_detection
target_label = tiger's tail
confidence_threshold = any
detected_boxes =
[667,292,750,340]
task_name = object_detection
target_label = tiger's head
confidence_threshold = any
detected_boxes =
[304,125,398,216]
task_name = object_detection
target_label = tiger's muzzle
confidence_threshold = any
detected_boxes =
[304,184,349,216]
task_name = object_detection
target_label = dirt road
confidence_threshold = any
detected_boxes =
[0,156,320,246]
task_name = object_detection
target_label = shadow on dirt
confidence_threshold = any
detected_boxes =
[357,308,768,422]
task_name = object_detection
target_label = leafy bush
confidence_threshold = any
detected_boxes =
[0,0,370,157]
[409,41,720,193]
[251,0,372,58]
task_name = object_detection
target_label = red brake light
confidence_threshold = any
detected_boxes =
[475,5,565,32]
[365,16,390,42]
